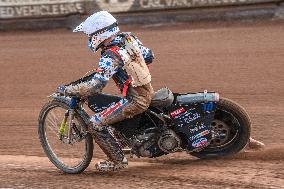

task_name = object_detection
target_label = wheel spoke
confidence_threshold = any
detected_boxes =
[46,123,59,136]
[43,105,88,168]
[49,111,60,126]
[46,116,58,129]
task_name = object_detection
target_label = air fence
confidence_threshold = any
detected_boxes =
[0,0,283,30]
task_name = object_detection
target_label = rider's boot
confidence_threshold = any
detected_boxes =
[90,124,127,172]
[246,137,265,150]
[95,157,128,172]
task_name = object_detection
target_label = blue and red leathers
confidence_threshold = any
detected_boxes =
[64,32,154,164]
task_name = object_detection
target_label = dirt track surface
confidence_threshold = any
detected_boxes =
[0,20,284,188]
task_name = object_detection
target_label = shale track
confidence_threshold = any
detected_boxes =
[0,20,283,189]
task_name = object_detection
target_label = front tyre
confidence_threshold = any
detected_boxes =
[191,98,251,159]
[38,100,93,174]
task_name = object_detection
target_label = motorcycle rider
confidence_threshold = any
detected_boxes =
[58,11,264,171]
[58,11,154,171]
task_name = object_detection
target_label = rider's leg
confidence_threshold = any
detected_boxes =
[92,126,127,171]
[90,83,154,171]
[89,98,129,171]
[103,83,154,124]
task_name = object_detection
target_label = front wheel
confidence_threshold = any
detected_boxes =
[38,100,93,174]
[190,98,251,159]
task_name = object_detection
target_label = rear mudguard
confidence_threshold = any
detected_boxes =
[169,91,220,151]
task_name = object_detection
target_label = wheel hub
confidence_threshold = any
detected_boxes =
[210,119,230,146]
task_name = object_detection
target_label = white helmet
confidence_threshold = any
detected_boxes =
[73,11,120,52]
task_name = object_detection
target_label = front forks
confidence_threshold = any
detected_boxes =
[67,109,75,144]
[59,109,81,144]
[59,110,69,140]
[58,97,84,144]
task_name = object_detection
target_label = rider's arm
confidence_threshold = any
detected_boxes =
[65,55,119,97]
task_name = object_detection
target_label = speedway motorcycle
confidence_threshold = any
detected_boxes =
[38,73,251,174]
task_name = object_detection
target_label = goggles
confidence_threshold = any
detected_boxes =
[87,23,119,52]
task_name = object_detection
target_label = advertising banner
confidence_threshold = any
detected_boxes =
[0,0,281,19]
[0,0,88,19]
[93,0,281,13]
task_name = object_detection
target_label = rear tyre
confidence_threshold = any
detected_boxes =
[190,98,251,159]
[38,100,93,174]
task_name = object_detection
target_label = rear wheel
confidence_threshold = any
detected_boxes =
[190,98,250,159]
[38,100,93,173]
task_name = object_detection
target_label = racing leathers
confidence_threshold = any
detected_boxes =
[64,33,154,167]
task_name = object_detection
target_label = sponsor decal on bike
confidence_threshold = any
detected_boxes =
[170,107,186,117]
[174,108,201,128]
[190,130,210,141]
[183,112,200,124]
[192,137,208,148]
[189,122,207,133]
[203,102,214,111]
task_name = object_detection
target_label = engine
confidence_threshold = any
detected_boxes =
[158,130,181,153]
[131,128,181,157]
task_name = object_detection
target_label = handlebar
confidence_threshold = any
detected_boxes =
[48,93,84,109]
